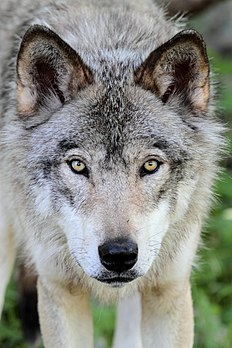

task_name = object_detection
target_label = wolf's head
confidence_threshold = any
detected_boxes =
[14,24,220,287]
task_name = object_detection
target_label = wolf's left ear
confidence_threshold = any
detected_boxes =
[134,30,209,113]
[17,25,93,116]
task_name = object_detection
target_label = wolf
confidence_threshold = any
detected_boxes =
[0,0,224,347]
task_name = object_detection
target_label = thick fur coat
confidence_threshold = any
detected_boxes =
[0,1,224,347]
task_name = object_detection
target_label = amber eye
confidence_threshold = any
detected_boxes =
[68,159,88,176]
[140,159,160,177]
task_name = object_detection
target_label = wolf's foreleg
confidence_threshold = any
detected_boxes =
[37,278,93,348]
[0,201,16,317]
[141,281,193,348]
[112,292,142,348]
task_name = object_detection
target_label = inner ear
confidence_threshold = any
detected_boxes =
[134,30,210,114]
[34,61,65,104]
[161,57,194,103]
[17,25,93,116]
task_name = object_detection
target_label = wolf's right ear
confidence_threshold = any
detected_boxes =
[134,30,210,114]
[17,25,93,116]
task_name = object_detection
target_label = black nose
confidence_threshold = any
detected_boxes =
[98,238,138,273]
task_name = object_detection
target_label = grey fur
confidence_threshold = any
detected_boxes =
[0,1,225,347]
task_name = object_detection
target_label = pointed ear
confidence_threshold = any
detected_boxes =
[17,25,93,116]
[134,30,210,114]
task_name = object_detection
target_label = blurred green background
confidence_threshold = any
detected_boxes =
[0,1,232,348]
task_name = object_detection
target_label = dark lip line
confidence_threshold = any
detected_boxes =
[96,277,136,283]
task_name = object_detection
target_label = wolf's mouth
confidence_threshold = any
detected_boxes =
[97,276,135,283]
[96,276,137,287]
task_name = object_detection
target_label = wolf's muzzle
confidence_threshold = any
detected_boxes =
[98,237,138,273]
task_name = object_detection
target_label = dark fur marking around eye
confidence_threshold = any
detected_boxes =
[153,140,169,150]
[153,139,192,164]
[58,139,80,153]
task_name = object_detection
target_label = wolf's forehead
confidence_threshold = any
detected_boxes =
[52,87,191,161]
[71,98,157,147]
[56,112,189,164]
[75,87,163,135]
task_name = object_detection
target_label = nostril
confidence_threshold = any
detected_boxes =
[98,238,138,273]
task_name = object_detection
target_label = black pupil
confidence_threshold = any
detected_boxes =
[147,161,156,169]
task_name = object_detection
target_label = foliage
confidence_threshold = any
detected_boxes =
[193,169,232,348]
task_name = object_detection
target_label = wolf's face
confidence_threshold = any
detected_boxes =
[15,25,210,286]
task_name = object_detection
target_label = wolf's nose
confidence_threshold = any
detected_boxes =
[98,238,138,273]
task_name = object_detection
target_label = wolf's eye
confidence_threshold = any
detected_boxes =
[140,159,160,177]
[68,159,88,176]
